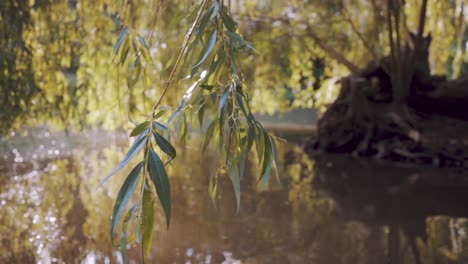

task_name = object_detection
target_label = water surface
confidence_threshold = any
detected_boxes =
[1,131,468,263]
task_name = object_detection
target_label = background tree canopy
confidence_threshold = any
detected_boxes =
[1,0,466,134]
[1,0,467,262]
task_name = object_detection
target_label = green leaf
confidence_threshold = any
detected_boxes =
[225,31,255,51]
[99,134,147,187]
[269,135,281,184]
[219,88,230,126]
[197,5,214,35]
[147,149,171,228]
[111,162,143,243]
[152,131,176,162]
[120,38,130,65]
[120,203,138,262]
[137,35,152,62]
[114,26,129,55]
[259,132,273,190]
[152,121,169,131]
[141,188,155,257]
[219,7,237,32]
[193,29,218,70]
[228,164,241,212]
[247,124,255,153]
[211,0,220,19]
[197,102,206,128]
[130,121,150,137]
[255,126,265,166]
[203,120,216,152]
[238,146,248,180]
[180,113,188,145]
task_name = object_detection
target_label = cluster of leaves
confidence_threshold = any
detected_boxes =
[101,0,280,261]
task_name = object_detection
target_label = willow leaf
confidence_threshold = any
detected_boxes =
[147,149,171,228]
[113,26,128,55]
[269,135,281,184]
[152,131,176,162]
[219,6,237,32]
[99,134,146,188]
[193,29,218,70]
[152,121,169,131]
[259,133,272,190]
[203,120,216,152]
[120,203,138,262]
[141,188,155,257]
[111,162,143,243]
[228,164,241,212]
[219,88,230,126]
[130,121,150,137]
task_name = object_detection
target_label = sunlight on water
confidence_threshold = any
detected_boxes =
[1,131,468,263]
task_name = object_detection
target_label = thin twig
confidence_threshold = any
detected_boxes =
[151,0,211,116]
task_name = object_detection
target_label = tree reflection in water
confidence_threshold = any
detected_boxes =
[1,133,468,263]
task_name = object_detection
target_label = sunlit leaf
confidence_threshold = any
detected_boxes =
[99,134,147,187]
[193,29,218,70]
[147,149,171,228]
[113,26,129,55]
[152,121,169,131]
[120,38,130,65]
[130,121,150,137]
[228,164,241,212]
[141,188,155,257]
[211,0,220,19]
[152,131,176,162]
[111,162,143,243]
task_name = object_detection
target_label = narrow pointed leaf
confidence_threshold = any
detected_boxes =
[269,135,281,184]
[180,113,188,145]
[120,203,138,262]
[152,121,169,131]
[99,134,146,187]
[137,35,152,62]
[228,164,241,212]
[259,134,273,190]
[219,7,237,32]
[203,120,216,152]
[255,126,265,166]
[152,131,176,162]
[238,147,248,180]
[130,121,150,137]
[113,27,128,55]
[111,162,143,242]
[147,149,171,228]
[141,188,155,257]
[219,88,230,126]
[193,29,218,69]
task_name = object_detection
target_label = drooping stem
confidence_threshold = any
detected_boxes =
[150,0,211,116]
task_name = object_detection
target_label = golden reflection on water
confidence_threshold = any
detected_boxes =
[1,132,468,263]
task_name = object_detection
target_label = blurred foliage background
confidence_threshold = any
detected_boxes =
[1,0,466,134]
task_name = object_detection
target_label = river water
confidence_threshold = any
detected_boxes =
[1,130,468,264]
